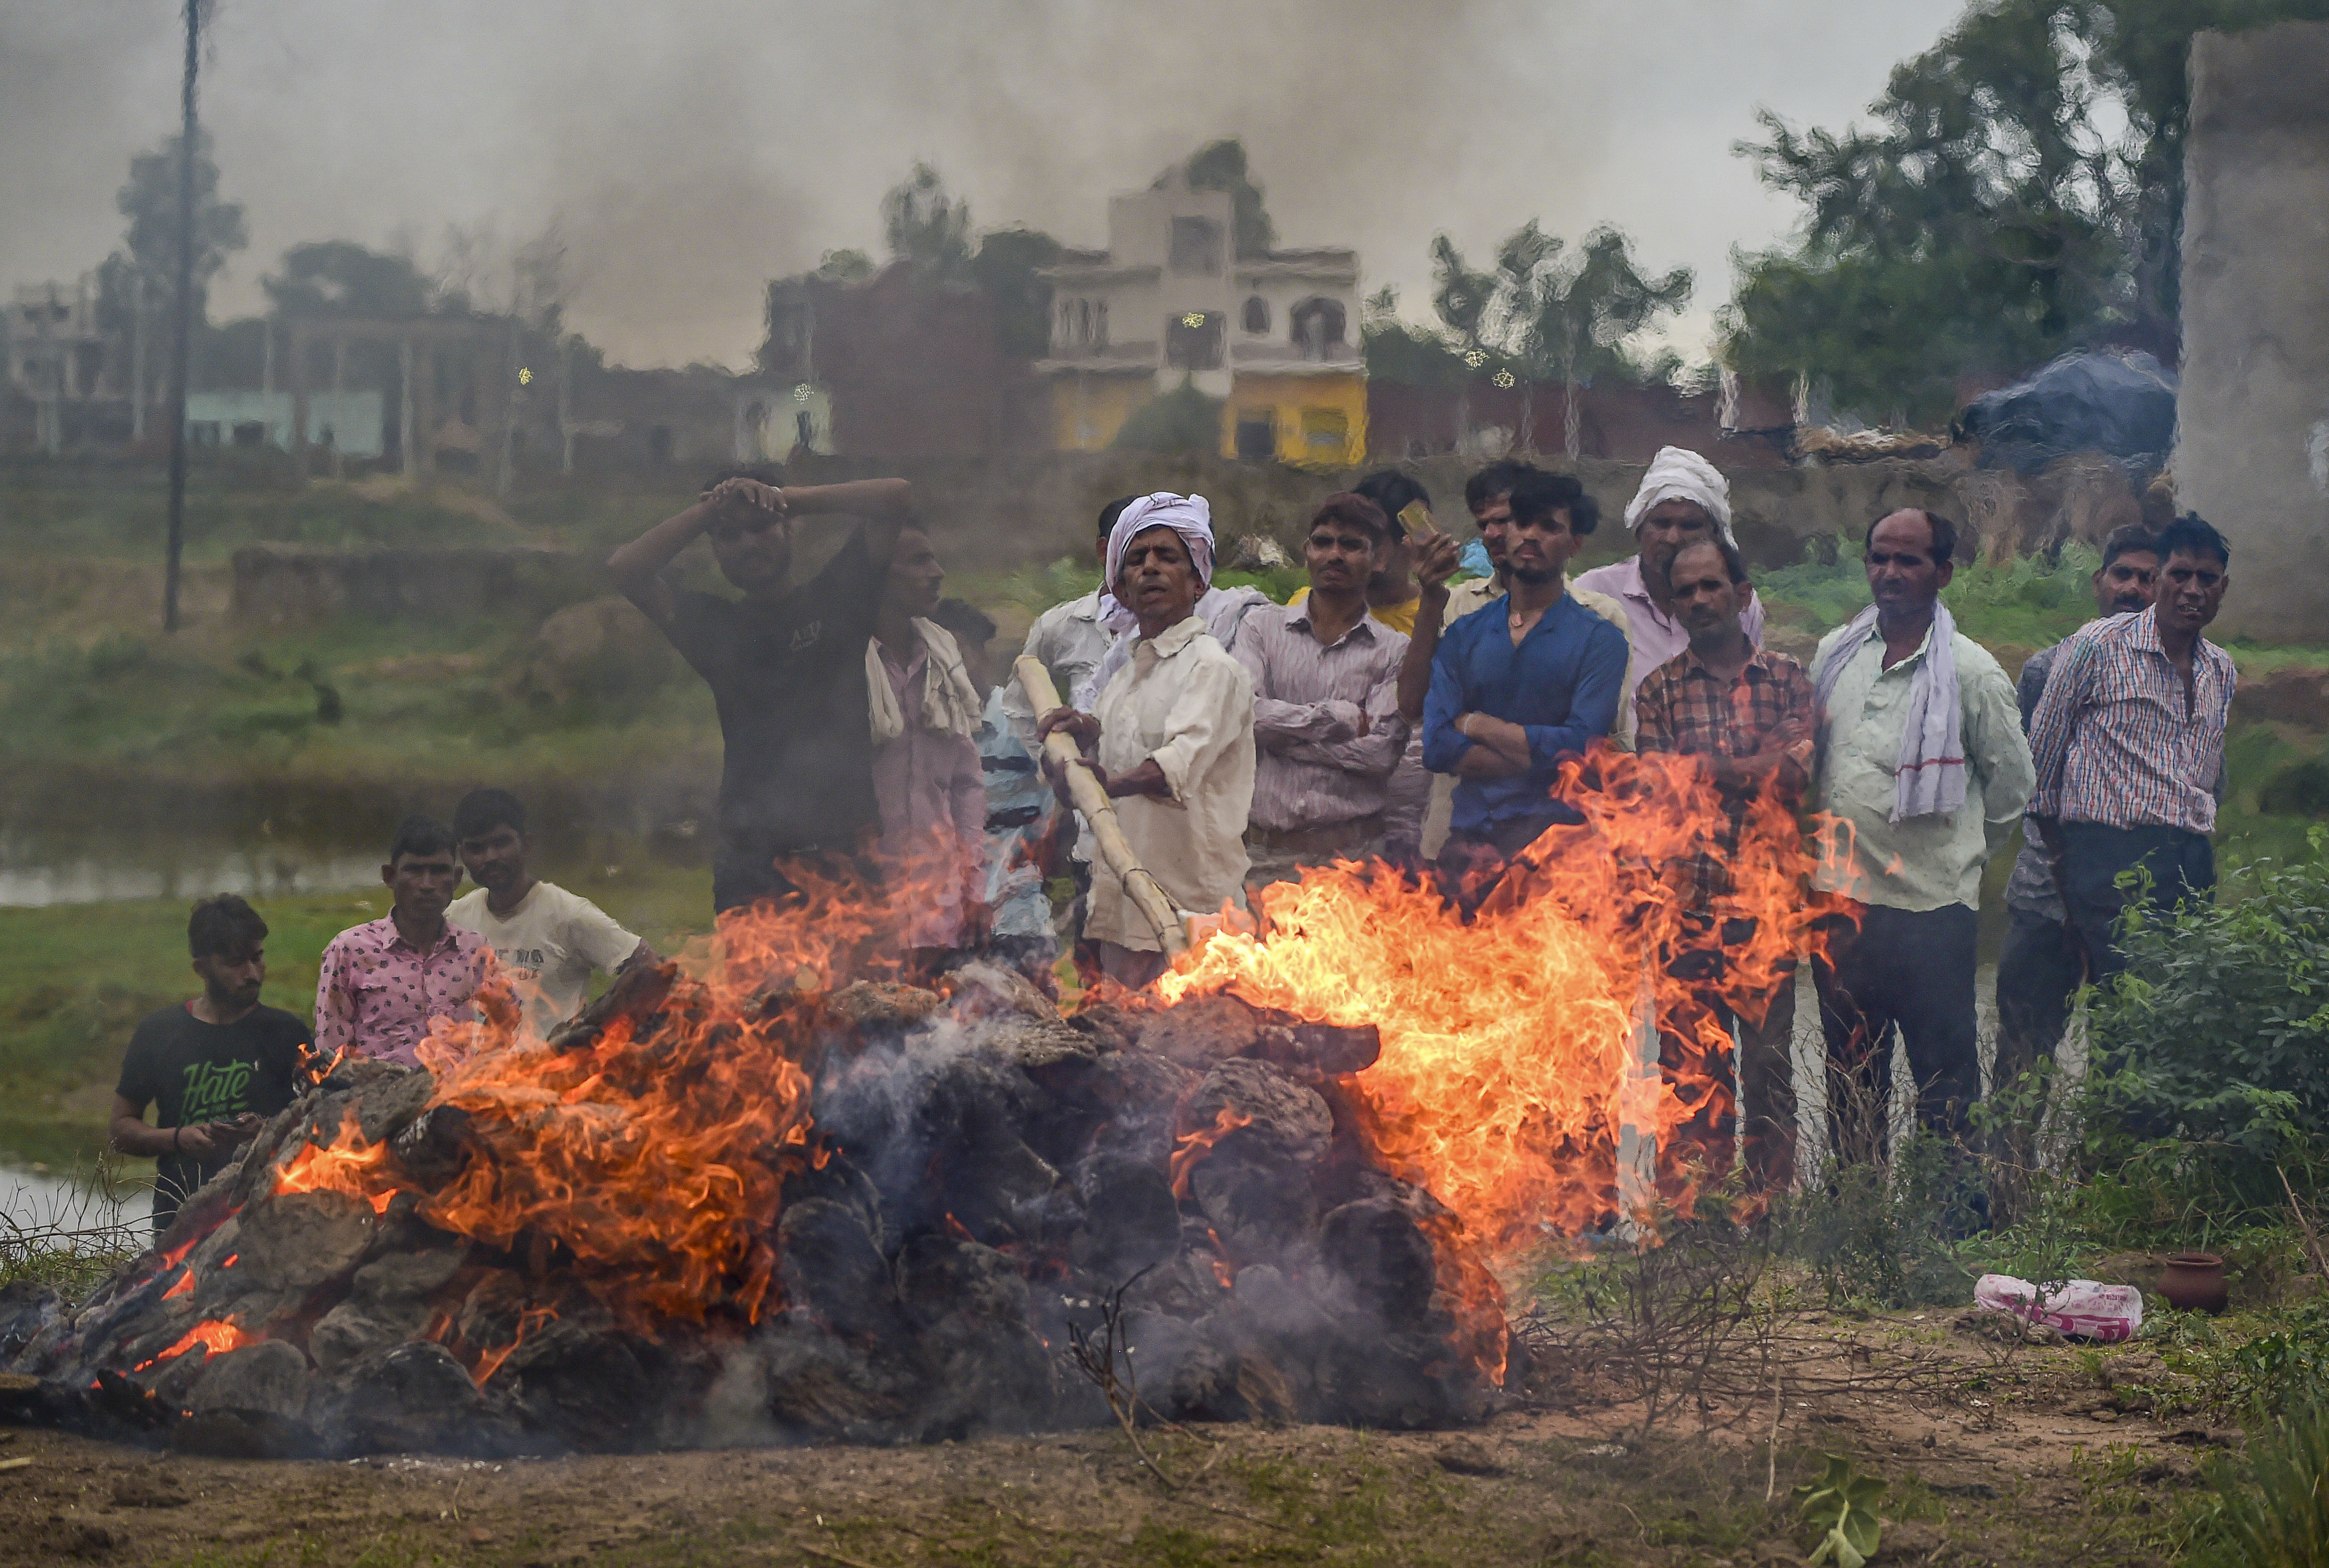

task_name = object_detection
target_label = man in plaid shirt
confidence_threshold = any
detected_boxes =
[1634,538,1815,1195]
[2027,513,2236,985]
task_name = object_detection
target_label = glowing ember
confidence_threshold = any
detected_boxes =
[135,1319,250,1371]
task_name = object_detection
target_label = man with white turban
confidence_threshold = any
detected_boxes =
[1037,493,1257,989]
[1573,446,1767,730]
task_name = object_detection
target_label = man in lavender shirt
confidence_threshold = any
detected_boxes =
[1230,493,1410,886]
[315,816,493,1068]
[1572,446,1766,733]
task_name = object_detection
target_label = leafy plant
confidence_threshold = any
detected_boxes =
[1794,1454,1885,1568]
[2191,1380,2329,1568]
[2088,828,2329,1170]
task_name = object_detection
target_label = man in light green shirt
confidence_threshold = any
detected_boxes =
[1809,508,2033,1160]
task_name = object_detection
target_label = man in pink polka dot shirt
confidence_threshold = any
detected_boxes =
[314,817,494,1068]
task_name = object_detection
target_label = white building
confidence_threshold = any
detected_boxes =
[1036,169,1366,464]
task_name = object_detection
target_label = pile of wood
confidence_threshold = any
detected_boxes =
[0,964,1502,1456]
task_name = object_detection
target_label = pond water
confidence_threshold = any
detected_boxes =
[0,849,383,909]
[0,1162,141,1241]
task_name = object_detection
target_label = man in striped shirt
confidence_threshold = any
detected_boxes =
[2026,513,2236,984]
[1230,494,1410,886]
[1992,523,2162,1088]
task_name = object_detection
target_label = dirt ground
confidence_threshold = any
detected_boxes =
[0,1309,2227,1568]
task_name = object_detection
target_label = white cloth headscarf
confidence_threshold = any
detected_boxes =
[1624,446,1737,545]
[1813,601,1968,822]
[867,619,983,744]
[1101,492,1215,623]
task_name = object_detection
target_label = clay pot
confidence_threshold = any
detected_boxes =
[2158,1251,2229,1314]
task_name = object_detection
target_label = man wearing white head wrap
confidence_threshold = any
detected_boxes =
[1574,446,1768,730]
[1076,492,1271,709]
[1037,498,1256,989]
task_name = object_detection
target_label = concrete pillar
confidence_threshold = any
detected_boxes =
[400,334,418,481]
[2175,21,2329,641]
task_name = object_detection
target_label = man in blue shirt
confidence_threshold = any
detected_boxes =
[1422,470,1629,879]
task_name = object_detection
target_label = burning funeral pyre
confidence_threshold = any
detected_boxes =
[0,750,1823,1458]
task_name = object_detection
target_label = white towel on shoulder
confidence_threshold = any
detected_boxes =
[868,620,982,744]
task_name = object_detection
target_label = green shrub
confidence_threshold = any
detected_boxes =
[2088,829,2329,1171]
[1111,379,1227,456]
[2192,1379,2329,1568]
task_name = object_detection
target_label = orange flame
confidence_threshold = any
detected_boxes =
[160,1270,194,1301]
[274,1110,399,1214]
[134,1319,250,1371]
[469,1305,559,1388]
[1163,746,1843,1248]
[1168,1107,1255,1201]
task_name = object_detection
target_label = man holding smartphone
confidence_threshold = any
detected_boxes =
[112,895,313,1236]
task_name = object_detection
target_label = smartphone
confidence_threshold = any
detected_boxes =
[1397,501,1438,539]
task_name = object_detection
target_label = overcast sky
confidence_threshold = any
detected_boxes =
[0,0,1964,369]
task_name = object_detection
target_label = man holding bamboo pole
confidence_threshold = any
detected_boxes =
[1035,493,1256,990]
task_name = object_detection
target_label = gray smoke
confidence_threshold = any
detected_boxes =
[0,0,1961,368]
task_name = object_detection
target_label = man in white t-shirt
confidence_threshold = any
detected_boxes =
[447,788,659,1032]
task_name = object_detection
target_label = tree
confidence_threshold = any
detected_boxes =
[1490,221,1560,451]
[97,131,247,345]
[1110,378,1225,455]
[262,241,435,318]
[882,163,974,282]
[1181,138,1277,260]
[815,249,874,283]
[1532,226,1692,458]
[971,226,1064,360]
[1360,285,1466,387]
[1428,236,1500,447]
[1724,0,2329,425]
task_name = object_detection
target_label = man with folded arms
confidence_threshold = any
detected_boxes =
[1421,471,1629,880]
[1230,493,1410,885]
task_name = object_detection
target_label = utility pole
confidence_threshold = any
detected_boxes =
[131,269,146,441]
[162,0,201,633]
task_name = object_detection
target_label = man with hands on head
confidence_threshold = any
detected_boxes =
[1036,493,1256,990]
[113,895,313,1235]
[607,463,919,916]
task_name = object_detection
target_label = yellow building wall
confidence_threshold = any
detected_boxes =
[1220,372,1369,468]
[1049,375,1155,452]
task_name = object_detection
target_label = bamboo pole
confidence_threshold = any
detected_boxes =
[1013,655,1187,957]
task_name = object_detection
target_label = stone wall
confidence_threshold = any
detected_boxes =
[2176,21,2329,642]
[230,544,598,627]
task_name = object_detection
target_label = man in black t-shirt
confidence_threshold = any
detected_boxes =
[609,462,920,914]
[111,895,312,1235]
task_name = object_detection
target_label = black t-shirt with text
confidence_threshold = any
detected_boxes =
[115,1002,310,1232]
[661,527,884,856]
